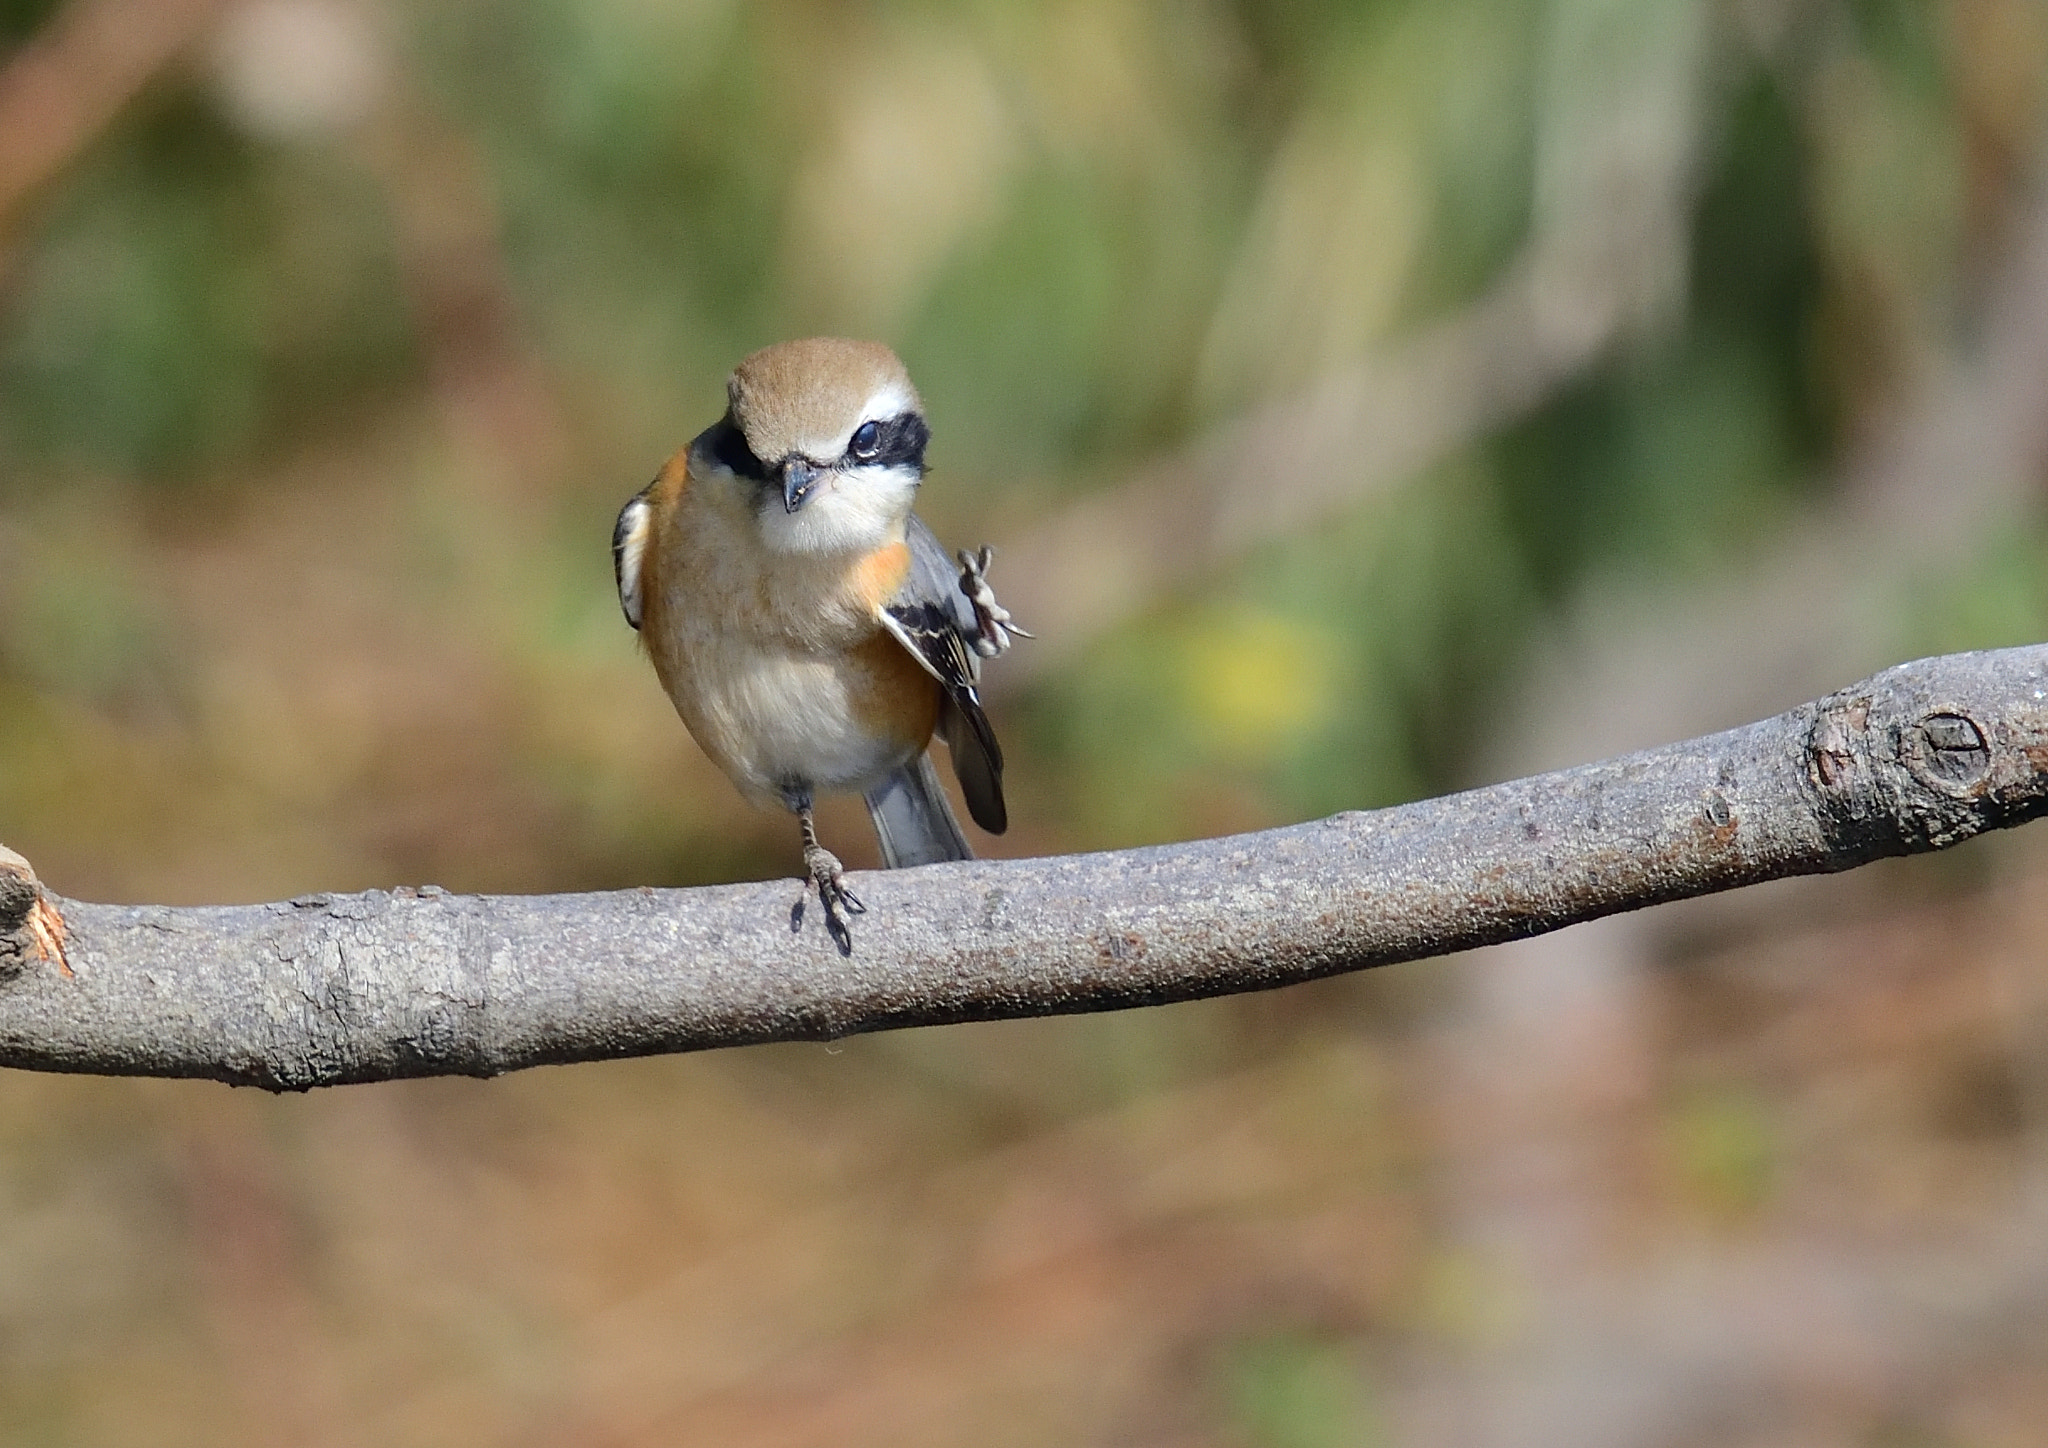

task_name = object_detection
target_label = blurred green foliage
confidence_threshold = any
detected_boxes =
[1225,1331,1387,1448]
[1665,1079,1779,1220]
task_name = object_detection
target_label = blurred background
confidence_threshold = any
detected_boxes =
[3,0,2048,1442]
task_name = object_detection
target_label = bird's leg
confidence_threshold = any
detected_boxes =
[956,546,1033,658]
[790,791,863,951]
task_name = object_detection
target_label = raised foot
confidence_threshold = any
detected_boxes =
[803,842,865,953]
[956,546,1033,658]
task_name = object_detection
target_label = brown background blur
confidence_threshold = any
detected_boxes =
[5,0,2048,1443]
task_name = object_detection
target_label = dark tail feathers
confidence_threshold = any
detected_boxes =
[863,752,973,867]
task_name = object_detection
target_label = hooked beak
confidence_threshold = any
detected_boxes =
[781,458,823,513]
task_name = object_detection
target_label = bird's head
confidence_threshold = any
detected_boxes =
[692,337,930,555]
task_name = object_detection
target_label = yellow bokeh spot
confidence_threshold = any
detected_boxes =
[1177,609,1339,761]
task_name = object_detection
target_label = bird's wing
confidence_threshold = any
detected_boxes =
[877,514,1007,833]
[613,487,654,630]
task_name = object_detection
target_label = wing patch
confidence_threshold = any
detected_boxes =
[880,597,1006,832]
[879,513,1009,833]
[880,598,978,697]
[613,492,653,630]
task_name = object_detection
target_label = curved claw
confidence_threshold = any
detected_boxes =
[803,842,864,954]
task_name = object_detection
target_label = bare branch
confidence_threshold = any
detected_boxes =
[2,646,2046,1090]
[1415,126,2048,1448]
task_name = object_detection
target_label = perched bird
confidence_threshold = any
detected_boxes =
[613,338,1025,946]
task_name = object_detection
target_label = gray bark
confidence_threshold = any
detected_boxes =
[3,645,2046,1091]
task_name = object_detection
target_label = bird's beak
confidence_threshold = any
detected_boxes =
[782,458,823,513]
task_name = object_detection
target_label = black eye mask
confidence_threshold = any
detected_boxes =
[857,412,931,472]
[700,410,930,491]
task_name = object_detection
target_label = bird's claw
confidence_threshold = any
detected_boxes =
[956,545,1033,658]
[803,842,864,953]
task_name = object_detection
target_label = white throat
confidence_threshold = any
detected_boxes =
[756,463,919,555]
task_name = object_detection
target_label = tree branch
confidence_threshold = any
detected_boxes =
[3,646,2046,1090]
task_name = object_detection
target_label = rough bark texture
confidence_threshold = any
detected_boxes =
[3,646,2046,1090]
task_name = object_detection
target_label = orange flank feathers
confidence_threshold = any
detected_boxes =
[846,630,943,755]
[848,540,912,615]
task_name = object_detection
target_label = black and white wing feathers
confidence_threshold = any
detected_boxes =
[879,514,1007,834]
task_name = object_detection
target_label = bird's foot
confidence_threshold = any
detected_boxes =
[956,546,1033,658]
[803,842,865,954]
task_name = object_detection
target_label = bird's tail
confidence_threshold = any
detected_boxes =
[864,752,973,867]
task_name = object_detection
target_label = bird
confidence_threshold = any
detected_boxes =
[612,338,1026,948]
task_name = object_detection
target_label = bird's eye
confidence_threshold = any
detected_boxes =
[849,420,883,460]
